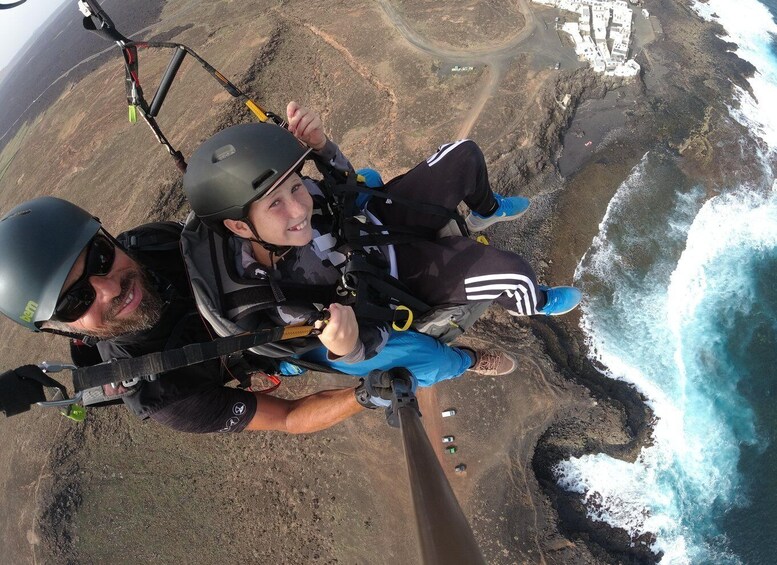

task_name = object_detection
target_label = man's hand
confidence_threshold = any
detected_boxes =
[287,101,327,151]
[354,368,417,409]
[0,365,50,417]
[316,303,359,358]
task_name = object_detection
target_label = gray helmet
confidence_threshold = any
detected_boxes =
[183,122,311,229]
[0,197,100,331]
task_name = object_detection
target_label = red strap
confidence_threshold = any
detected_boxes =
[252,374,282,394]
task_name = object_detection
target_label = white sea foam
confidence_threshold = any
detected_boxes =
[559,2,777,561]
[565,179,777,562]
[668,190,777,334]
[691,0,777,149]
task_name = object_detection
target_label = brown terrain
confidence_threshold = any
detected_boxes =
[0,0,765,563]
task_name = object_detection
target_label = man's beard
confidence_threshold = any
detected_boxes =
[85,267,165,339]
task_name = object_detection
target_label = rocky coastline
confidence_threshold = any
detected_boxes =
[514,1,769,562]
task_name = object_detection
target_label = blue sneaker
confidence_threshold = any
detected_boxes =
[356,168,384,188]
[465,193,531,232]
[355,168,384,210]
[279,361,307,375]
[537,286,582,316]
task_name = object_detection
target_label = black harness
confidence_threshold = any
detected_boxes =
[303,156,469,327]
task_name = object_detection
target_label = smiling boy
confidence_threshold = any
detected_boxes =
[180,103,582,384]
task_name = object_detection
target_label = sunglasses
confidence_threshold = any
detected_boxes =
[53,234,116,322]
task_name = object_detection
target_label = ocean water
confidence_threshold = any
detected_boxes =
[554,1,777,563]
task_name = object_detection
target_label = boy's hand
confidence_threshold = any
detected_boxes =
[316,303,359,357]
[287,101,327,151]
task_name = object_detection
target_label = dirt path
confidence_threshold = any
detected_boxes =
[377,0,543,143]
[376,0,538,61]
[457,65,500,139]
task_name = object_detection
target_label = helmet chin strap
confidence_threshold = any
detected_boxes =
[243,218,292,269]
[40,326,95,342]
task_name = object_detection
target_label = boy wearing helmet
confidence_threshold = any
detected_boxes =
[181,103,581,384]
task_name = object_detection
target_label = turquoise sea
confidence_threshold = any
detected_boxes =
[554,1,777,562]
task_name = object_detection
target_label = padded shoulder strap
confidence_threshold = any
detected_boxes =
[117,221,184,251]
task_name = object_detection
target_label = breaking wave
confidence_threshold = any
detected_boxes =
[556,1,777,562]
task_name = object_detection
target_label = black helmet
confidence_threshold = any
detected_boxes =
[0,197,100,331]
[183,122,311,229]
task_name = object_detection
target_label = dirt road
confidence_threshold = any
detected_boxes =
[377,0,545,138]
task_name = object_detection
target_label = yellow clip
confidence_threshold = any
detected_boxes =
[245,100,269,122]
[392,305,413,331]
[282,324,319,340]
[128,105,137,123]
[356,174,366,183]
[476,234,489,245]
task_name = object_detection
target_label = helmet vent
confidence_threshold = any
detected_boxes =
[212,144,236,163]
[1,209,31,222]
[252,171,276,190]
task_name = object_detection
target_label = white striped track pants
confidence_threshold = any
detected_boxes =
[370,140,545,316]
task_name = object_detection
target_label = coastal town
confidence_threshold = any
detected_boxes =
[533,0,642,77]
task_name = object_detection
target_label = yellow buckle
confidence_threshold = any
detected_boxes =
[392,305,413,331]
[476,234,489,245]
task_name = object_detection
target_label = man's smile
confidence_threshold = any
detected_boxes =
[109,275,143,320]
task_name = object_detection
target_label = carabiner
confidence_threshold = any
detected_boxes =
[35,362,85,412]
[340,272,358,292]
[392,305,414,332]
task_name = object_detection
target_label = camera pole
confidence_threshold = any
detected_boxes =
[388,377,486,565]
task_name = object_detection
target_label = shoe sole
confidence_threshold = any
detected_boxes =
[465,208,529,233]
[542,304,579,316]
[499,354,518,375]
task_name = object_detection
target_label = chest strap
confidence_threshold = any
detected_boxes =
[71,325,315,392]
[220,283,336,316]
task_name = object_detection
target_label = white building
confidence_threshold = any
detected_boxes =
[606,58,640,76]
[537,0,640,77]
[579,5,592,36]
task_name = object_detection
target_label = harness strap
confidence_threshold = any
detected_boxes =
[71,325,316,391]
[317,165,466,249]
[118,222,183,251]
[342,220,437,247]
[343,255,431,324]
[220,283,335,316]
[281,356,347,375]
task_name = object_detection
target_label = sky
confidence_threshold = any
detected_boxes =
[0,0,70,71]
